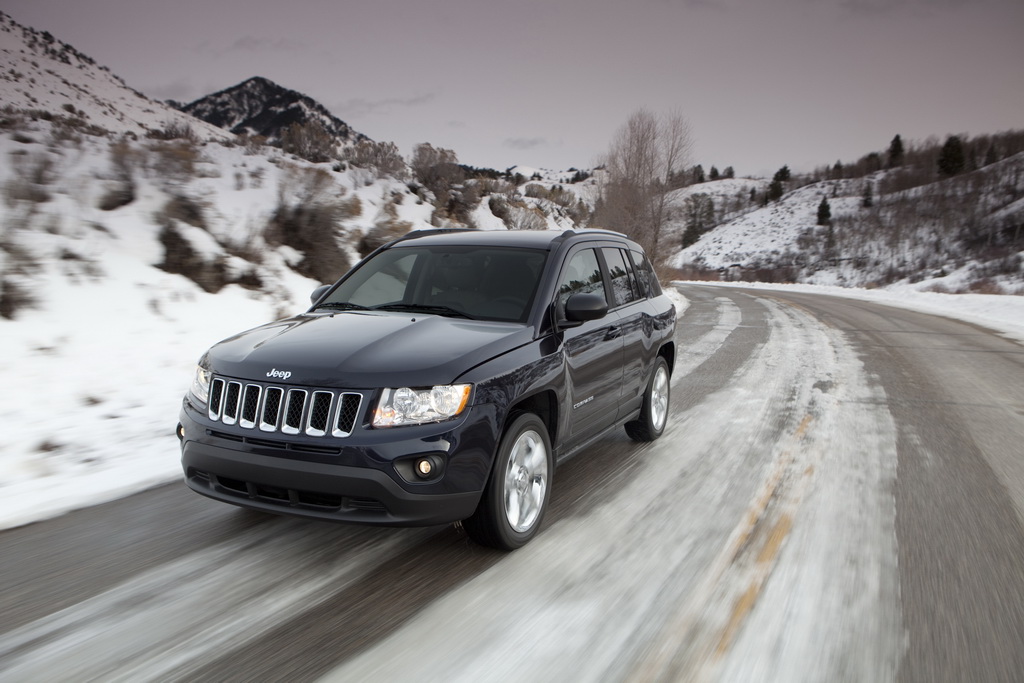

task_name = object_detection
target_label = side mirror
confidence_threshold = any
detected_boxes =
[310,284,331,304]
[564,293,608,323]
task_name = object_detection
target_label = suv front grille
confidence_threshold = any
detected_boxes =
[208,378,362,438]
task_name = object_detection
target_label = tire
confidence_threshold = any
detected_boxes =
[464,413,553,550]
[625,356,670,442]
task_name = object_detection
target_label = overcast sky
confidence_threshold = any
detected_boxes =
[5,0,1022,176]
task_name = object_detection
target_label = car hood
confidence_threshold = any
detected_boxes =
[205,311,535,388]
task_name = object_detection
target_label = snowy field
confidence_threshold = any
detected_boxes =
[1,275,1022,532]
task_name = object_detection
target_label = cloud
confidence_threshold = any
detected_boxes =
[226,36,306,53]
[504,137,548,151]
[336,93,435,118]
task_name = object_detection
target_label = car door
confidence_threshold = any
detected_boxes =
[555,247,624,445]
[600,246,649,418]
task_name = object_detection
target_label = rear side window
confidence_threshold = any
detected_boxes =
[629,249,662,297]
[602,248,641,307]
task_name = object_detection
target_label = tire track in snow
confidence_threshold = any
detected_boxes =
[631,298,903,682]
[671,290,743,384]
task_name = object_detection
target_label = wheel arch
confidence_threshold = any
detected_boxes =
[659,340,676,376]
[504,389,558,448]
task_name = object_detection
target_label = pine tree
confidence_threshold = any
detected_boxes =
[709,166,720,181]
[861,182,873,208]
[723,166,735,179]
[683,193,715,241]
[887,134,904,168]
[681,224,701,248]
[817,196,832,226]
[773,165,791,182]
[691,164,705,184]
[937,135,966,177]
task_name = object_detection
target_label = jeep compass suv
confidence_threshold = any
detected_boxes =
[178,229,676,549]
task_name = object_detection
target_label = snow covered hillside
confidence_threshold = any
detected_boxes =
[0,13,226,142]
[677,153,1024,294]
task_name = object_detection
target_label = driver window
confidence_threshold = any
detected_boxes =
[557,249,605,314]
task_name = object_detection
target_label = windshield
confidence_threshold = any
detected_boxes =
[320,245,548,323]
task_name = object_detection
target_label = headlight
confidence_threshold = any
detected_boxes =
[189,364,212,404]
[373,384,471,427]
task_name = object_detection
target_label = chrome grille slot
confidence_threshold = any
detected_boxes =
[260,387,283,432]
[208,378,225,420]
[282,389,307,435]
[222,381,242,425]
[306,391,333,436]
[205,377,361,440]
[239,384,262,429]
[333,393,362,437]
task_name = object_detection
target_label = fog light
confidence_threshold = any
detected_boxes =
[416,458,433,477]
[176,424,185,440]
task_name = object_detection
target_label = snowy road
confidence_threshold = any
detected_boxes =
[2,285,1024,682]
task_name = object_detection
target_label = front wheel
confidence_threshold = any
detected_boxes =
[626,356,670,442]
[464,413,553,550]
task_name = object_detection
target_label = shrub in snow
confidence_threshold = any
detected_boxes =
[488,195,510,222]
[357,200,413,257]
[438,183,481,227]
[280,121,335,163]
[0,276,36,319]
[158,221,228,293]
[155,194,207,230]
[265,202,356,283]
[97,182,135,211]
[144,120,198,143]
[505,205,548,231]
[0,240,40,319]
[147,139,199,187]
[343,140,407,180]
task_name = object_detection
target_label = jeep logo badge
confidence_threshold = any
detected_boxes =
[267,368,292,380]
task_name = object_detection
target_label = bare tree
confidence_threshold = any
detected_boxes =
[592,109,692,262]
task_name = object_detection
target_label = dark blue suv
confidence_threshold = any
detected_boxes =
[178,229,675,549]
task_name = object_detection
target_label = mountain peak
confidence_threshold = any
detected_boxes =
[179,76,365,144]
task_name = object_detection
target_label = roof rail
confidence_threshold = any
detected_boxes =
[572,228,627,237]
[392,228,475,244]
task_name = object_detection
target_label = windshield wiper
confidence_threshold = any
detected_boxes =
[314,301,370,311]
[374,303,476,319]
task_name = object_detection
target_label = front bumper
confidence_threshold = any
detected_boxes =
[178,396,496,526]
